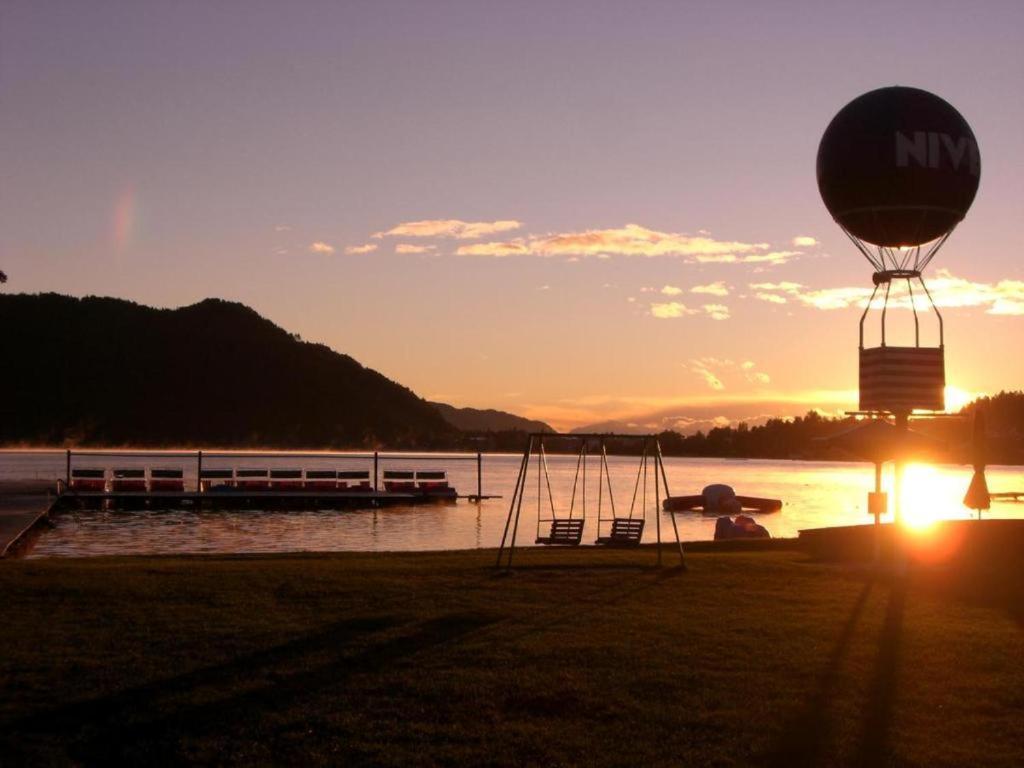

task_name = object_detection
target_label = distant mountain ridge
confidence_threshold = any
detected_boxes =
[0,293,458,448]
[431,402,553,434]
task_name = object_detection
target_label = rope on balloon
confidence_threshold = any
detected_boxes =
[840,224,951,274]
[846,208,954,351]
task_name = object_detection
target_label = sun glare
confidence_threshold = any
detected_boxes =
[944,385,975,413]
[897,464,944,529]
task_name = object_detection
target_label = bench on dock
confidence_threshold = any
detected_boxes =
[270,469,303,491]
[304,469,338,490]
[199,469,234,491]
[383,470,415,492]
[236,468,270,490]
[111,468,146,493]
[150,468,185,493]
[70,468,106,493]
[536,518,585,546]
[596,518,645,547]
[416,470,450,491]
[338,470,372,491]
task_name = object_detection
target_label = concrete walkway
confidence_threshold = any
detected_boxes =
[0,480,58,557]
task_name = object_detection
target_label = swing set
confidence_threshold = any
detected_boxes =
[496,433,685,569]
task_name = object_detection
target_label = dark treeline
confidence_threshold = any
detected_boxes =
[461,393,1024,465]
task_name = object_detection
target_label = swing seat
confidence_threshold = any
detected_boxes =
[596,518,645,547]
[536,518,585,546]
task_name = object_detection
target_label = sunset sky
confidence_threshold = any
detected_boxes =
[3,1,1023,431]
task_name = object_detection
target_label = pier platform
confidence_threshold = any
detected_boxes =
[0,480,58,557]
[55,488,466,509]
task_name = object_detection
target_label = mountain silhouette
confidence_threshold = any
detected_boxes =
[0,293,457,448]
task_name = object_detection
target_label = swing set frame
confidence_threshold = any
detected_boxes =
[496,433,685,569]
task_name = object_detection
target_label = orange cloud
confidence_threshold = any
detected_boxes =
[458,223,775,261]
[309,241,336,254]
[395,243,436,254]
[703,304,730,320]
[455,239,530,257]
[650,301,698,319]
[344,243,377,255]
[374,219,522,240]
[750,270,1024,314]
[691,281,729,296]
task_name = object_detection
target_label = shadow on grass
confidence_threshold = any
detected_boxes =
[855,574,906,767]
[6,612,495,764]
[765,578,874,767]
[764,572,909,767]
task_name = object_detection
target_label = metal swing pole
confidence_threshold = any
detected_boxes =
[496,436,533,568]
[505,436,535,569]
[656,439,685,568]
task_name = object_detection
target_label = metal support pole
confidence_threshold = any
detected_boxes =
[658,445,672,502]
[373,451,379,493]
[874,460,882,563]
[505,437,534,569]
[653,443,662,566]
[656,440,685,568]
[496,437,532,568]
[893,412,908,526]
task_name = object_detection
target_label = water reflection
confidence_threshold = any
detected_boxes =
[1,451,1020,558]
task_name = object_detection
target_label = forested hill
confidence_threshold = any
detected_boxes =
[431,402,553,434]
[0,293,457,448]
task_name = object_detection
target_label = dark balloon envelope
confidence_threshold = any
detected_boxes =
[817,86,980,248]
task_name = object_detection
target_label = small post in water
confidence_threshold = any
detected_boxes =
[197,450,203,493]
[476,451,482,501]
[65,449,71,486]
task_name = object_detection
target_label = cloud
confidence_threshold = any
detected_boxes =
[692,250,797,265]
[691,281,729,297]
[395,243,436,254]
[344,243,378,255]
[689,359,726,390]
[650,299,732,320]
[660,285,683,296]
[513,388,859,431]
[455,239,530,257]
[703,304,730,320]
[650,301,697,319]
[374,219,522,240]
[749,270,1024,315]
[274,224,292,232]
[309,241,336,255]
[741,360,771,385]
[459,223,775,261]
[792,235,818,247]
[689,358,769,390]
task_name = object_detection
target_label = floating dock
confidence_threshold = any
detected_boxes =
[0,480,58,557]
[57,488,458,509]
[54,449,501,512]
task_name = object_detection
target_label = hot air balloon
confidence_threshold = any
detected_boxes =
[817,86,981,414]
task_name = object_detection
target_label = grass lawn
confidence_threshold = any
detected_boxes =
[1,545,1023,766]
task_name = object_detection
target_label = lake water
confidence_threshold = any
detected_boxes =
[3,450,1023,558]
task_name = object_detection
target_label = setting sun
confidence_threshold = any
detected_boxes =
[895,463,973,530]
[944,385,978,413]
